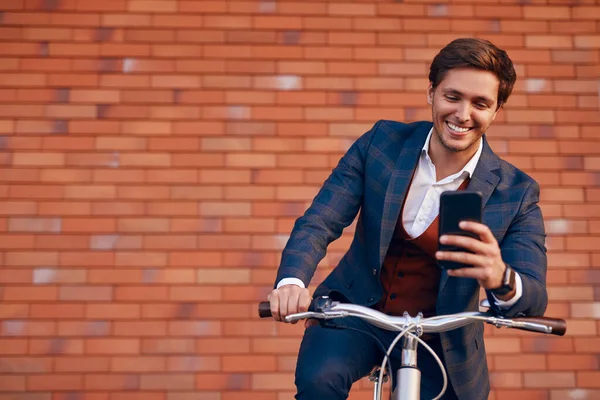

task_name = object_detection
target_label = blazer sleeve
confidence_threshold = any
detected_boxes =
[486,181,548,317]
[274,121,380,288]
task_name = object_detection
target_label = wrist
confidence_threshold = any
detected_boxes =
[490,264,516,298]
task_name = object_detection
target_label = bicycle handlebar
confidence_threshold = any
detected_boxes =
[257,297,567,337]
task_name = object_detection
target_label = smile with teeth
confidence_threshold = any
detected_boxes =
[446,121,471,134]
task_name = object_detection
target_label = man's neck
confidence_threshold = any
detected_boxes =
[428,138,479,182]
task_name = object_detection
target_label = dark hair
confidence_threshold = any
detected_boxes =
[429,38,517,108]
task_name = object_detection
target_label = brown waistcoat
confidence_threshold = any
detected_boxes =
[374,178,470,319]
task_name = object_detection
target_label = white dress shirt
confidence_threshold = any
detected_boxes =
[277,128,522,307]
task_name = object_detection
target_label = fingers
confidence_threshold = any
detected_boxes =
[438,222,508,290]
[298,290,311,313]
[436,250,501,284]
[287,289,300,324]
[267,285,310,323]
[439,234,488,255]
[436,250,486,268]
[439,222,501,259]
[458,221,495,243]
[268,290,281,322]
[444,264,489,281]
[305,319,318,328]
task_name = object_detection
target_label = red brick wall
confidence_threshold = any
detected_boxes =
[0,0,599,399]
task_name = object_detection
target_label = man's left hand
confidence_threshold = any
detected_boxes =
[435,220,506,291]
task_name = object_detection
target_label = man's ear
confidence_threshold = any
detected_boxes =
[427,83,434,105]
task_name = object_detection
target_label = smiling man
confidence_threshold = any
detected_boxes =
[268,38,547,400]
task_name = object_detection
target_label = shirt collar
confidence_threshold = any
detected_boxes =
[421,127,483,180]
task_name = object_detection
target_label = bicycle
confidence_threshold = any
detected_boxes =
[258,296,567,400]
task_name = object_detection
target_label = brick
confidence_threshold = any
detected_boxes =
[524,6,571,19]
[168,285,222,301]
[109,356,166,373]
[524,372,576,388]
[223,186,275,201]
[494,355,547,371]
[303,18,351,34]
[0,42,40,56]
[91,203,144,218]
[222,286,272,302]
[31,338,85,355]
[142,338,195,354]
[574,36,600,49]
[28,374,84,391]
[552,49,599,64]
[113,320,168,337]
[87,269,142,284]
[85,338,140,355]
[127,0,176,12]
[85,304,140,320]
[540,188,585,203]
[548,355,599,371]
[82,374,138,390]
[577,372,600,388]
[150,105,201,119]
[196,268,250,284]
[196,338,251,355]
[57,319,111,337]
[51,13,101,28]
[0,356,52,374]
[167,321,221,337]
[146,195,199,212]
[114,251,167,267]
[0,73,47,87]
[176,29,225,44]
[550,21,596,34]
[138,374,194,390]
[495,390,551,400]
[29,303,84,319]
[528,94,576,109]
[117,186,169,200]
[0,268,32,283]
[59,286,113,301]
[527,35,573,50]
[574,336,600,352]
[151,75,201,89]
[0,339,28,355]
[196,234,251,250]
[352,17,402,32]
[223,218,276,234]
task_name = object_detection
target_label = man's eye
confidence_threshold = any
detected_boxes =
[445,96,458,101]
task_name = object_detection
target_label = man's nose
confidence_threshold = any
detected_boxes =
[455,103,470,122]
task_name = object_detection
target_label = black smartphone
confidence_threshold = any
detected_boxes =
[438,191,483,270]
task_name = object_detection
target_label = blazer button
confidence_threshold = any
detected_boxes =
[372,268,377,275]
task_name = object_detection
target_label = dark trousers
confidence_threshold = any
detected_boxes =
[294,317,459,400]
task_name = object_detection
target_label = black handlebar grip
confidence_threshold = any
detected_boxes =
[514,316,567,336]
[258,301,272,318]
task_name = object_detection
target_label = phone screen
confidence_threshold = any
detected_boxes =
[438,191,482,270]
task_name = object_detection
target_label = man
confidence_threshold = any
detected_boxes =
[267,38,548,400]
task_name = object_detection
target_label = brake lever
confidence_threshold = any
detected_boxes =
[284,311,348,323]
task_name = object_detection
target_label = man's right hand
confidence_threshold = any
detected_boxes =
[267,284,311,324]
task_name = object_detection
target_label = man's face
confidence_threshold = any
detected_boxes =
[427,68,500,156]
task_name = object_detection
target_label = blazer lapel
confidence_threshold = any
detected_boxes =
[438,135,501,295]
[379,123,432,267]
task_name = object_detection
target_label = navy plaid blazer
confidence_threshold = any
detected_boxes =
[276,120,548,400]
